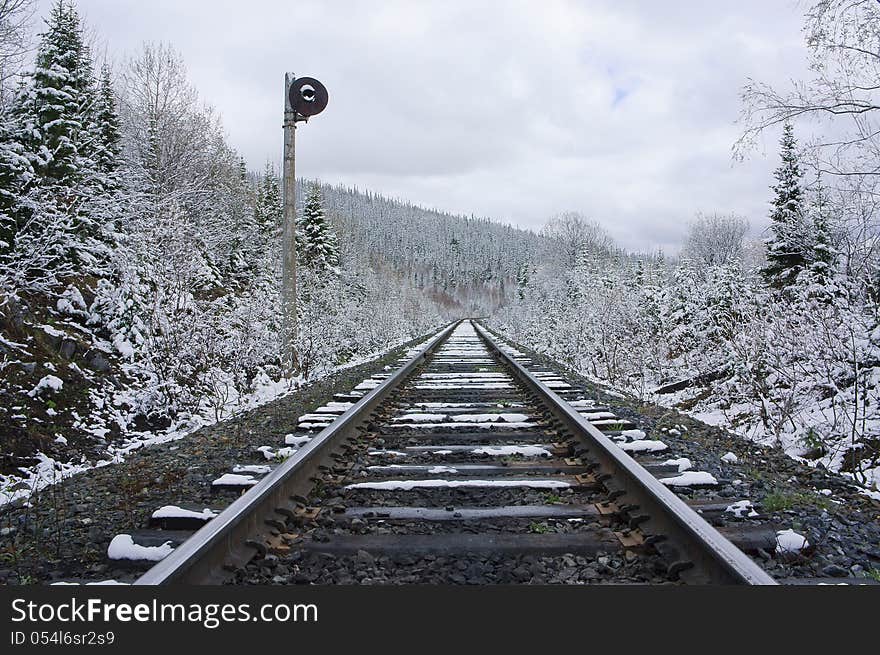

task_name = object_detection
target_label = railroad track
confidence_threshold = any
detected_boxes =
[105,319,788,585]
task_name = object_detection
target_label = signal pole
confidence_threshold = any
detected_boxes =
[281,73,298,376]
[280,73,328,377]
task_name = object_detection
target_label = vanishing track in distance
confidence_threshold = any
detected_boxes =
[128,320,778,585]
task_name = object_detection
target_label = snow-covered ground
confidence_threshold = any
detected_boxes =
[0,334,434,506]
[650,387,880,501]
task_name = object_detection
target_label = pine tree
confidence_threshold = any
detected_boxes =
[0,1,109,283]
[808,175,836,289]
[19,0,96,186]
[298,183,339,272]
[254,163,281,238]
[92,63,122,180]
[762,122,808,289]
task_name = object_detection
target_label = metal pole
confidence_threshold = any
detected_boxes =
[281,72,298,376]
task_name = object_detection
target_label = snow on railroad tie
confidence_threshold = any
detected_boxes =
[211,473,259,487]
[659,471,719,487]
[421,372,508,378]
[419,378,511,384]
[725,500,758,518]
[427,465,459,474]
[345,478,571,491]
[297,413,339,422]
[367,464,461,474]
[285,434,312,446]
[617,440,668,453]
[151,506,217,522]
[393,413,449,422]
[353,379,383,391]
[414,383,514,390]
[449,413,531,423]
[587,418,633,427]
[567,400,598,408]
[232,464,272,475]
[579,411,617,420]
[419,372,506,378]
[432,357,494,362]
[436,345,487,350]
[406,402,483,409]
[471,445,552,457]
[661,458,693,473]
[434,349,490,354]
[107,535,174,562]
[385,421,537,430]
[541,380,572,389]
[314,402,354,412]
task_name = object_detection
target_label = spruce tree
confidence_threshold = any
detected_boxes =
[19,0,95,186]
[254,163,281,238]
[762,122,808,289]
[298,183,339,272]
[93,63,122,180]
[0,1,107,279]
[808,176,836,288]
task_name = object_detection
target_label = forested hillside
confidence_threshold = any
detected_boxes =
[318,184,543,312]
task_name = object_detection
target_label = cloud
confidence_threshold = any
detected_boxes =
[55,0,813,251]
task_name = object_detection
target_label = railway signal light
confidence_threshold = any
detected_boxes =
[281,74,329,375]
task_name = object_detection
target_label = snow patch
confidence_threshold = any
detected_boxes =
[232,464,271,475]
[28,375,63,397]
[428,466,459,474]
[725,500,758,518]
[211,473,258,487]
[659,471,718,487]
[107,534,173,561]
[151,506,217,521]
[661,458,692,473]
[618,440,668,453]
[471,445,551,457]
[775,529,809,554]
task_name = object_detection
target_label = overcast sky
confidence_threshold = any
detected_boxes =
[39,0,814,252]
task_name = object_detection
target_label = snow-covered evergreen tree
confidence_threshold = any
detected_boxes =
[92,63,121,181]
[763,122,808,289]
[807,176,837,290]
[19,0,94,186]
[0,1,108,293]
[255,163,281,239]
[298,182,339,272]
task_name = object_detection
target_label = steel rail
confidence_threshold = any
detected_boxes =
[136,321,460,584]
[473,322,778,585]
